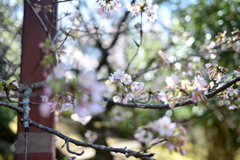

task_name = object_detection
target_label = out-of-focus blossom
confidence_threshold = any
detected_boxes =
[39,95,54,118]
[157,116,176,137]
[114,69,125,80]
[74,98,105,117]
[138,82,145,91]
[158,90,168,104]
[165,75,179,89]
[194,76,206,90]
[209,81,214,89]
[53,63,71,79]
[11,82,19,89]
[60,103,73,112]
[131,81,139,92]
[215,73,222,83]
[165,141,174,151]
[109,74,117,84]
[134,127,153,143]
[113,95,121,103]
[205,63,212,68]
[84,130,98,143]
[180,148,187,156]
[123,93,135,104]
[71,113,92,125]
[226,88,238,96]
[229,104,237,110]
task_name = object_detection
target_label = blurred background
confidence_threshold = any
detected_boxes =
[0,0,240,159]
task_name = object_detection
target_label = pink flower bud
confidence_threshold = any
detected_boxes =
[205,63,212,68]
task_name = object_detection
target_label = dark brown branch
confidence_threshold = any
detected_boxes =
[29,120,155,159]
[104,76,240,109]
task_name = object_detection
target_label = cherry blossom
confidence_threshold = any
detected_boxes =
[113,95,121,103]
[60,103,73,112]
[134,127,153,143]
[53,63,71,79]
[157,116,176,137]
[158,90,168,104]
[39,95,54,118]
[123,93,135,104]
[97,0,121,11]
[114,69,125,80]
[194,76,207,90]
[71,113,92,125]
[165,75,179,89]
[229,104,237,110]
[121,74,132,85]
[127,0,159,22]
[109,74,117,84]
[226,88,238,96]
[205,63,212,68]
[131,81,140,92]
[84,130,98,143]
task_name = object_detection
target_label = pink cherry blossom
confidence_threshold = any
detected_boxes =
[123,93,135,104]
[131,81,139,92]
[113,95,121,103]
[215,73,222,83]
[121,74,132,85]
[97,0,121,11]
[114,69,125,80]
[194,76,206,90]
[84,130,98,143]
[39,95,54,118]
[109,74,117,84]
[134,127,153,143]
[165,75,179,89]
[229,104,237,110]
[53,63,71,79]
[180,148,187,155]
[60,103,73,112]
[205,63,212,68]
[226,88,238,96]
[157,116,176,137]
[71,113,92,125]
[12,82,19,89]
[158,90,168,104]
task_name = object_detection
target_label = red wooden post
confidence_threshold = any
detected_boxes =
[16,1,57,159]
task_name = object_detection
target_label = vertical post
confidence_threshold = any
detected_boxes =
[16,1,57,160]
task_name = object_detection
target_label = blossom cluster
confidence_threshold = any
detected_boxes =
[134,116,186,155]
[109,69,144,104]
[206,63,240,109]
[155,75,209,108]
[39,63,106,123]
[96,0,122,11]
[201,28,240,59]
[126,0,158,22]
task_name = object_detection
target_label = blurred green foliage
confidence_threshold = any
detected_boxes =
[0,0,22,160]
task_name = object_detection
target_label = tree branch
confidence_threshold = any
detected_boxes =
[29,120,155,159]
[104,76,240,109]
[0,101,23,113]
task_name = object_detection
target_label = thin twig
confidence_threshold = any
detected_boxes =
[66,140,84,156]
[24,132,28,160]
[125,12,143,72]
